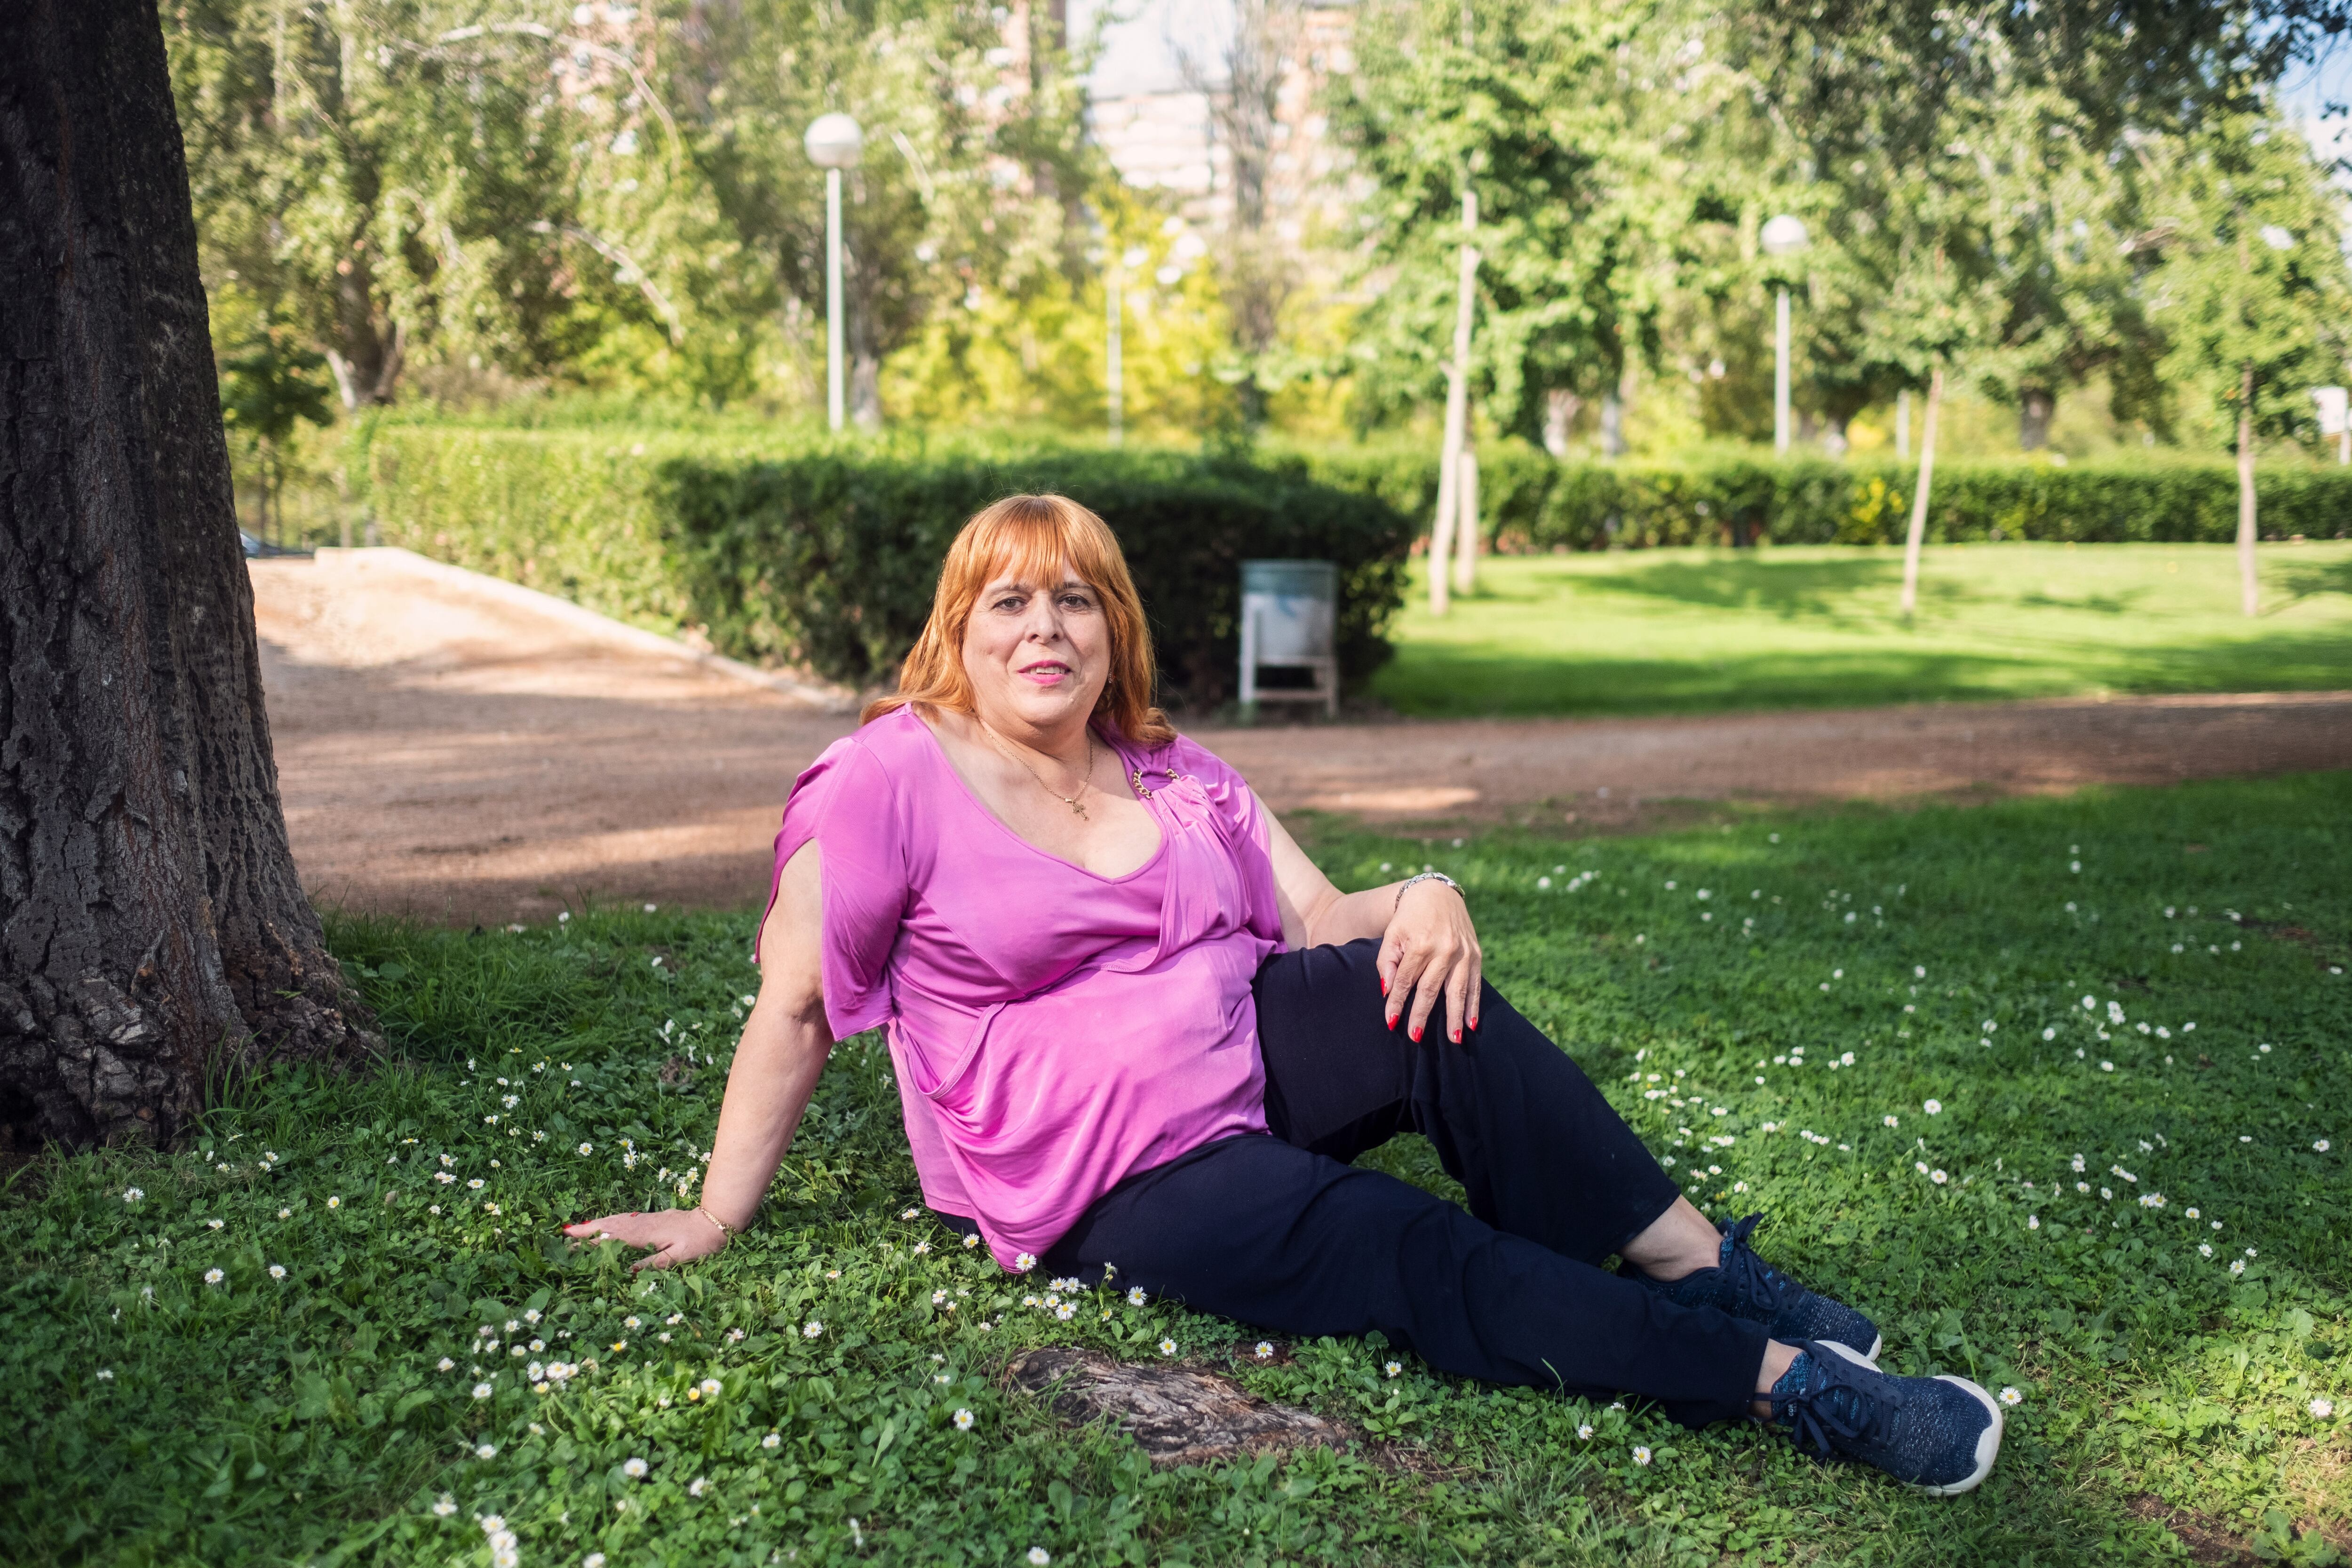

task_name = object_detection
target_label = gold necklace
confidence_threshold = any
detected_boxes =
[985,724,1096,819]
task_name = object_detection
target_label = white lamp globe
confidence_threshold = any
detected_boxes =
[1761,214,1810,257]
[804,113,865,170]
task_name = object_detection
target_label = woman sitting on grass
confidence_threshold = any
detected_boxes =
[569,495,2004,1495]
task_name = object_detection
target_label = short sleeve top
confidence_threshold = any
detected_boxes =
[768,705,1284,1271]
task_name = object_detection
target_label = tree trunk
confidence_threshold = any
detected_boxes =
[0,0,374,1150]
[1542,388,1580,457]
[2238,364,2258,618]
[1899,366,1944,618]
[1429,187,1478,617]
[2018,386,2054,451]
[1450,448,1479,596]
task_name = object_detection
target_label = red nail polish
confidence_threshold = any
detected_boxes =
[1411,1025,1423,1042]
[1380,977,1389,996]
[1451,1029,1460,1043]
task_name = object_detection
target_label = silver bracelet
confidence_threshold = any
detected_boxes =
[1393,870,1464,912]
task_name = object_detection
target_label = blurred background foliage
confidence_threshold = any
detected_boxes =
[162,0,2352,542]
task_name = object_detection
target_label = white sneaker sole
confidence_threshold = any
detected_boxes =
[1813,1341,2002,1496]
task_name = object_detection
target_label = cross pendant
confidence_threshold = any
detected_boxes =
[1069,801,1088,818]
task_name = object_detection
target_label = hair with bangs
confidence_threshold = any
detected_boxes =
[863,493,1176,744]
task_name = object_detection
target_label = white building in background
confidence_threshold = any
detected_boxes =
[1068,0,1363,231]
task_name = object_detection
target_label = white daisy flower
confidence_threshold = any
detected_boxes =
[475,1443,496,1460]
[1128,1288,1147,1306]
[623,1457,648,1478]
[1931,1170,1948,1185]
[1385,1361,1403,1378]
[954,1408,975,1430]
[1999,1387,2023,1406]
[1577,1423,1595,1439]
[472,1383,494,1400]
[762,1433,781,1449]
[2312,1398,2335,1419]
[1883,1115,1899,1127]
[1255,1341,1275,1359]
[203,1268,224,1285]
[432,1495,457,1517]
[2230,1259,2246,1276]
[1632,1445,1653,1466]
[1029,1551,1052,1567]
[438,1357,456,1371]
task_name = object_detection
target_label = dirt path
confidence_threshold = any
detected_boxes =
[253,555,2352,926]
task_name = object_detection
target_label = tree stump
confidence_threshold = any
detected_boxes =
[1004,1347,1351,1468]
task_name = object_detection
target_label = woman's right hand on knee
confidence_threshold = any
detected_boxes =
[564,1209,728,1272]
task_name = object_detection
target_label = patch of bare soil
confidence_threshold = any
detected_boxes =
[251,556,2352,926]
[1004,1346,1351,1468]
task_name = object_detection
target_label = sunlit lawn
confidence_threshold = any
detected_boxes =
[1372,542,2352,717]
[8,776,2349,1565]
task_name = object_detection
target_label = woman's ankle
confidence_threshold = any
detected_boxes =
[1751,1339,1802,1419]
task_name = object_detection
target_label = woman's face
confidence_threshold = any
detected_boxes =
[960,557,1112,741]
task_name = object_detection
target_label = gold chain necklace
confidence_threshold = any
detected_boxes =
[985,724,1097,819]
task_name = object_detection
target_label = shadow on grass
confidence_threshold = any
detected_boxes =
[1375,630,2352,718]
[1372,646,2078,717]
[2272,553,2352,609]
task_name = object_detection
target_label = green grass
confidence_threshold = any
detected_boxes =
[1371,542,2352,716]
[8,776,2351,1566]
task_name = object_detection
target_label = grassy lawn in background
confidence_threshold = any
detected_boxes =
[1371,542,2352,717]
[7,774,2349,1566]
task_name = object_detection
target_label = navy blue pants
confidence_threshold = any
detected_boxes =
[955,939,1769,1427]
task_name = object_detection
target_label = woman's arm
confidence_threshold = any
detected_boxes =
[1263,801,1484,1044]
[563,841,834,1270]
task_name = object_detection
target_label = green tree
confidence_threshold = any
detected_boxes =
[1332,0,1654,449]
[676,0,1094,426]
[167,0,764,408]
[217,319,334,544]
[2147,107,2350,614]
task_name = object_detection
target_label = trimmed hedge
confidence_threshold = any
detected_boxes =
[1296,443,2352,549]
[364,427,1415,707]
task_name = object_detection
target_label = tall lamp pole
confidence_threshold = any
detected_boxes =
[804,112,864,433]
[1762,214,1808,455]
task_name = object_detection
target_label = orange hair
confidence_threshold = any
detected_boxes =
[862,493,1176,745]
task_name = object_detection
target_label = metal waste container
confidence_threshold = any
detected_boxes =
[1238,559,1337,717]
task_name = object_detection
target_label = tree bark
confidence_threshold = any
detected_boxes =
[0,0,374,1150]
[1899,366,1944,619]
[2238,364,2258,619]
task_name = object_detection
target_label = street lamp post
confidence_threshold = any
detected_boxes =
[804,112,864,432]
[1761,214,1808,455]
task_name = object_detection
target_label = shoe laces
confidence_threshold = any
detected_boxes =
[1772,1345,1908,1460]
[1719,1212,1799,1316]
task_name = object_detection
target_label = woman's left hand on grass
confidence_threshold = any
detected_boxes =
[1379,880,1482,1043]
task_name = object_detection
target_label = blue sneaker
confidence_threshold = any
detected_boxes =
[1769,1340,2003,1496]
[1627,1212,1882,1361]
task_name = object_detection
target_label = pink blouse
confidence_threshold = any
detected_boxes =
[767,706,1285,1272]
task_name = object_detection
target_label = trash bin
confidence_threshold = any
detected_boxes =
[1239,560,1338,718]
